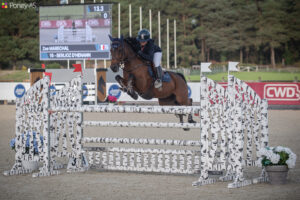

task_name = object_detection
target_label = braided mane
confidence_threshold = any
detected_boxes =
[124,37,140,54]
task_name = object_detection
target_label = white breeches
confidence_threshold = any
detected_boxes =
[153,52,162,67]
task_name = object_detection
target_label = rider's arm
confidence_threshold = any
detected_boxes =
[138,42,155,61]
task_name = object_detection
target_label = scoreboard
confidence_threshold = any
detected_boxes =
[39,4,112,60]
[87,4,110,18]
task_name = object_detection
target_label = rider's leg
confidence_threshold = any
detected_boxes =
[153,52,163,89]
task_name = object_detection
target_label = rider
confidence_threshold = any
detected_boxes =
[136,29,163,89]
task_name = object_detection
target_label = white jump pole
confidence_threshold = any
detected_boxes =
[118,3,120,38]
[139,6,142,30]
[149,9,152,37]
[174,20,177,69]
[167,18,169,69]
[129,4,132,37]
[158,11,161,47]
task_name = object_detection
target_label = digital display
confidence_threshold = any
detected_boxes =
[39,4,112,60]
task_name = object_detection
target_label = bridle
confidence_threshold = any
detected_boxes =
[111,40,126,69]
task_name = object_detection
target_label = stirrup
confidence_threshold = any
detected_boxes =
[154,79,162,88]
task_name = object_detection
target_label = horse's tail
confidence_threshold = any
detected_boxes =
[175,72,187,84]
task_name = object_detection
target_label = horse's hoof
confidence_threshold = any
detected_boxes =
[132,93,138,100]
[128,92,138,100]
[115,75,121,81]
[188,119,196,124]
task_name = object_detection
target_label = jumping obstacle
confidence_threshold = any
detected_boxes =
[4,75,269,188]
[193,75,268,188]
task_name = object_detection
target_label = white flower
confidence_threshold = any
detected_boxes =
[259,146,297,169]
[286,152,297,169]
[270,154,280,164]
[274,146,284,152]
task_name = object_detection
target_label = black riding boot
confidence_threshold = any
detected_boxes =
[154,66,163,89]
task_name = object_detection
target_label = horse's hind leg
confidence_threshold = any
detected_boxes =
[176,96,196,123]
[187,98,196,123]
[173,89,196,127]
[172,96,191,131]
[158,96,189,130]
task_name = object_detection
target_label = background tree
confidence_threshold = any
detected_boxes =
[0,0,299,69]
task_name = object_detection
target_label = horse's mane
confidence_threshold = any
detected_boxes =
[124,37,140,54]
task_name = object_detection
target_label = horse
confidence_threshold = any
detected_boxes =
[108,35,195,127]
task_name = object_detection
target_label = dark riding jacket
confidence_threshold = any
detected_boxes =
[138,39,162,62]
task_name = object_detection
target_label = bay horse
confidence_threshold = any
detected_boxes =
[108,35,195,127]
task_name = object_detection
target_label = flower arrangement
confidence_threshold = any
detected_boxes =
[258,146,297,169]
[10,132,43,155]
[107,95,117,104]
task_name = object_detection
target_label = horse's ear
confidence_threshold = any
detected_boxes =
[108,35,113,41]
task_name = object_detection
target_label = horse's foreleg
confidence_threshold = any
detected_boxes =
[115,75,128,92]
[115,75,138,100]
[127,75,138,100]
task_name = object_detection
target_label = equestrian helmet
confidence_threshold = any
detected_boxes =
[137,29,151,42]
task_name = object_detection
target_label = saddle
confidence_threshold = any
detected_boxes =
[146,63,171,82]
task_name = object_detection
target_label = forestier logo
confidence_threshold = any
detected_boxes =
[14,84,26,98]
[2,2,8,8]
[2,1,36,9]
[264,84,300,101]
[108,84,121,99]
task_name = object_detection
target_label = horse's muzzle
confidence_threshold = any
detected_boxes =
[110,64,119,72]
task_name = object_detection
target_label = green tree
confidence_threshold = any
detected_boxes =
[0,5,38,69]
[256,0,289,67]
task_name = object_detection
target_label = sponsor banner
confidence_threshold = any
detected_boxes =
[219,82,300,105]
[40,19,111,29]
[104,82,200,103]
[0,82,30,101]
[1,82,299,105]
[247,82,300,105]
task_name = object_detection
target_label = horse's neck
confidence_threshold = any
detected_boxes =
[124,43,146,70]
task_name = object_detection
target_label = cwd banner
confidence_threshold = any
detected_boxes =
[247,82,300,105]
[219,82,300,105]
